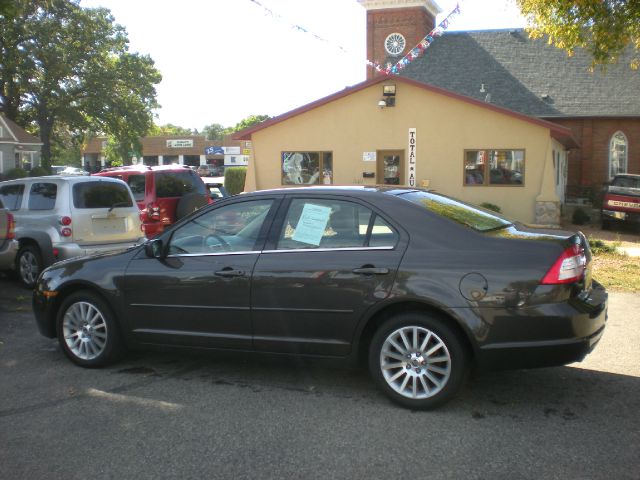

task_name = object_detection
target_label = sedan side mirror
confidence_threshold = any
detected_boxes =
[145,238,165,259]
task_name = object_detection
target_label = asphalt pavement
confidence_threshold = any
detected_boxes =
[0,274,638,480]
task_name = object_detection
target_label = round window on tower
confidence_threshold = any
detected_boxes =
[384,33,406,56]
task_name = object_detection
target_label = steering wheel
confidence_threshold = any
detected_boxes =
[204,234,231,252]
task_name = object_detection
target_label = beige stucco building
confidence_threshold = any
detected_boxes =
[235,76,576,225]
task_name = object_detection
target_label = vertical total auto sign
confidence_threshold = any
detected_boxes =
[408,128,417,187]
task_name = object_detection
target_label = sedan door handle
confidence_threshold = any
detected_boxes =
[215,268,245,277]
[352,267,389,275]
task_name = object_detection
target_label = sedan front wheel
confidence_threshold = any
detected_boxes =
[369,313,469,409]
[56,291,124,367]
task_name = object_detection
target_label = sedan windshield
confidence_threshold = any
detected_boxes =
[399,191,512,232]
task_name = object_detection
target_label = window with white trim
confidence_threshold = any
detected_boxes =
[464,149,525,186]
[609,131,628,178]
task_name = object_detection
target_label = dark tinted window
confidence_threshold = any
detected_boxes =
[401,191,511,232]
[127,175,146,201]
[28,183,57,210]
[155,171,206,198]
[0,184,25,210]
[73,181,133,209]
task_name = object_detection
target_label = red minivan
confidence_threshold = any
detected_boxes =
[94,165,210,237]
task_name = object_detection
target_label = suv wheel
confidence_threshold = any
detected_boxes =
[369,313,469,410]
[17,245,42,288]
[56,291,125,367]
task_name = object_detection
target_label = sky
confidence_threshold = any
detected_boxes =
[79,0,526,131]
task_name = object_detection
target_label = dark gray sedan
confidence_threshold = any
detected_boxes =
[33,187,607,409]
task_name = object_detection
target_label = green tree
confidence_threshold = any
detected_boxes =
[202,123,227,141]
[228,114,271,133]
[0,0,160,168]
[86,53,160,165]
[517,0,640,69]
[149,123,195,136]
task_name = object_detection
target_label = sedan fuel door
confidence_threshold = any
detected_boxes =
[123,198,278,349]
[251,197,407,356]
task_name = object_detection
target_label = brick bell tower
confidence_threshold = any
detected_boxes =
[358,0,440,78]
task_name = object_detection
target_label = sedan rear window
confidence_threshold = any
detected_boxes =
[400,191,511,232]
[73,182,133,209]
[155,171,206,198]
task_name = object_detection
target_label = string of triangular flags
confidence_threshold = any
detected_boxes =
[247,0,460,74]
[247,0,349,54]
[367,3,461,75]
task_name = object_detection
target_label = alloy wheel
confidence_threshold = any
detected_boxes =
[379,326,452,399]
[62,301,108,361]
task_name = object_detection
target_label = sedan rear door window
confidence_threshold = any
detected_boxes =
[277,199,397,250]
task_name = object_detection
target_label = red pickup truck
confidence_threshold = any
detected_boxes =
[601,174,640,230]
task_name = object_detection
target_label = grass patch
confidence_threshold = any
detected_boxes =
[591,251,640,292]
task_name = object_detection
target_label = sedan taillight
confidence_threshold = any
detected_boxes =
[540,243,586,285]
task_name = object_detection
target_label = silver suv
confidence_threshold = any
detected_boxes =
[0,176,144,287]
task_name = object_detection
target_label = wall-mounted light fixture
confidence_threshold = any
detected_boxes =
[378,84,396,108]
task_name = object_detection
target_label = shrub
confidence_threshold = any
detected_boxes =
[29,166,50,177]
[589,239,618,255]
[5,168,28,179]
[480,202,501,213]
[572,207,590,225]
[224,167,247,196]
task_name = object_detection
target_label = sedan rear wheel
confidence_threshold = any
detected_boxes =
[56,291,124,367]
[369,313,468,409]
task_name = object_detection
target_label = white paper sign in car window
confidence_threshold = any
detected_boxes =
[292,203,332,246]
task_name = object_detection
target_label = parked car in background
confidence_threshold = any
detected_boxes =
[602,173,640,230]
[196,164,224,177]
[58,166,89,176]
[0,197,18,272]
[32,186,607,410]
[200,176,229,200]
[94,165,210,237]
[0,176,144,287]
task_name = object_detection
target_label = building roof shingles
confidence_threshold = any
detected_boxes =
[402,29,640,118]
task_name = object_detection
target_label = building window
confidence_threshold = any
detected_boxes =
[282,152,333,185]
[464,149,525,186]
[609,131,628,178]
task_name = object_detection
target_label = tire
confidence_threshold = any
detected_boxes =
[601,218,611,230]
[56,290,125,368]
[16,245,42,288]
[175,193,208,220]
[369,312,469,410]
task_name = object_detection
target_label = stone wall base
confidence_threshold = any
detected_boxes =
[535,200,561,226]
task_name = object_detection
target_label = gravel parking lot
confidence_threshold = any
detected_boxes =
[0,273,638,480]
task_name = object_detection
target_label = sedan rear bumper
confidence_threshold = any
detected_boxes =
[476,282,608,370]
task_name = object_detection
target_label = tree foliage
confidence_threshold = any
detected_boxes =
[0,0,161,167]
[228,114,271,133]
[517,0,640,69]
[202,123,226,141]
[149,123,195,136]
